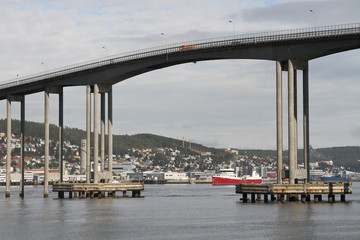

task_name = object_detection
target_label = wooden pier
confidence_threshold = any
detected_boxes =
[236,182,352,203]
[52,182,144,199]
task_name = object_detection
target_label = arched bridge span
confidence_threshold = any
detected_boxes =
[0,23,359,99]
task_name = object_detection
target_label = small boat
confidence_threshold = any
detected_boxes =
[320,175,350,183]
[212,169,262,185]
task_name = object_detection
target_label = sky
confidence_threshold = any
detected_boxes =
[0,0,359,150]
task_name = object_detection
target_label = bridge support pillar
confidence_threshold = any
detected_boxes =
[44,90,50,198]
[101,92,106,171]
[6,99,11,198]
[86,86,91,183]
[59,88,64,183]
[276,61,283,184]
[277,60,310,184]
[93,84,99,183]
[43,87,64,197]
[5,96,25,198]
[303,64,310,182]
[19,97,25,198]
[85,85,113,184]
[108,87,113,176]
[288,60,297,185]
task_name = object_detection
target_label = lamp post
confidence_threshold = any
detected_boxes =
[228,20,234,35]
[161,33,168,60]
[309,10,316,28]
[102,46,108,58]
[41,62,47,74]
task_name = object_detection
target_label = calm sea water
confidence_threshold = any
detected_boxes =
[0,182,359,240]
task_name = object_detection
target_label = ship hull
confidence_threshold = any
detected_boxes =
[320,176,350,183]
[212,176,262,185]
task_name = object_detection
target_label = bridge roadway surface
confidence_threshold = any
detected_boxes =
[1,23,360,99]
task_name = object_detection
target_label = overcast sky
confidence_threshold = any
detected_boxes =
[0,0,359,150]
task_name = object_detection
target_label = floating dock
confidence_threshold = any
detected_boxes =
[52,182,144,199]
[236,182,352,203]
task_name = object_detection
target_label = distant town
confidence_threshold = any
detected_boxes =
[1,131,360,184]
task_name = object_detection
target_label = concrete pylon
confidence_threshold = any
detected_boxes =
[86,86,91,183]
[303,63,310,181]
[276,61,283,184]
[288,60,297,185]
[59,88,64,182]
[101,92,106,171]
[93,84,99,183]
[6,99,11,198]
[108,87,113,177]
[44,90,49,198]
[20,97,25,198]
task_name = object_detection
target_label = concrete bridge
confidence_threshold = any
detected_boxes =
[1,23,360,198]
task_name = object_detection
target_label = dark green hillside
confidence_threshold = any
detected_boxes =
[316,147,360,170]
[0,119,217,154]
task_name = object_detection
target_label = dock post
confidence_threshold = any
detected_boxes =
[289,194,298,201]
[69,192,73,199]
[301,194,307,203]
[256,194,261,201]
[58,192,64,199]
[242,193,248,203]
[328,194,335,203]
[264,194,269,203]
[251,193,256,203]
[132,190,141,198]
[340,194,345,202]
[123,191,127,198]
[271,194,276,201]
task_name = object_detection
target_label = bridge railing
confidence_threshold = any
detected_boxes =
[1,23,359,90]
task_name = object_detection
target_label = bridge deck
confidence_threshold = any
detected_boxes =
[236,182,352,203]
[52,182,144,199]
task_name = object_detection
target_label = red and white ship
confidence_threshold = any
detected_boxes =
[212,169,262,185]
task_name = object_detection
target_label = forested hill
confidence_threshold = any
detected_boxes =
[0,119,359,170]
[0,119,222,155]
